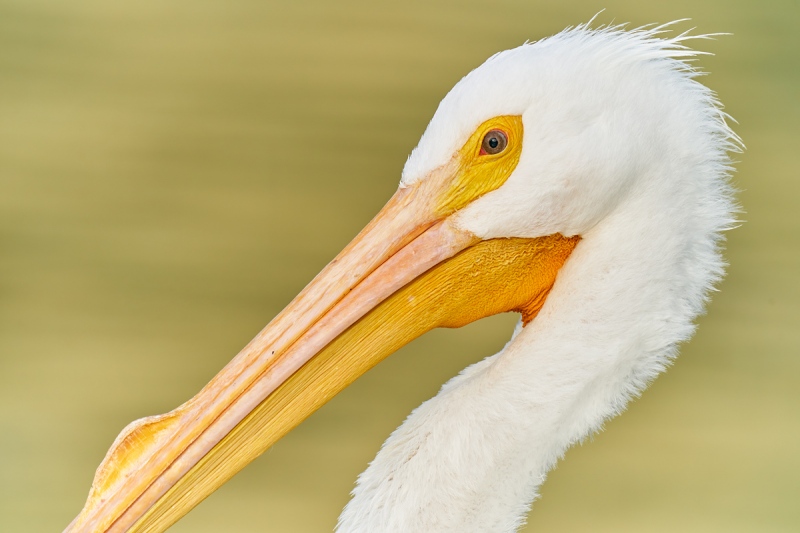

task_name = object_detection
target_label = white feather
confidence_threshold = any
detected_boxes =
[339,22,739,533]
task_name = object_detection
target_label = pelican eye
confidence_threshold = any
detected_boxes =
[480,129,508,155]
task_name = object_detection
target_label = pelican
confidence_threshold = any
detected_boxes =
[65,22,739,533]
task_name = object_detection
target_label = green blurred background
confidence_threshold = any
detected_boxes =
[1,1,798,531]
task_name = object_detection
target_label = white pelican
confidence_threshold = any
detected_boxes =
[65,22,739,533]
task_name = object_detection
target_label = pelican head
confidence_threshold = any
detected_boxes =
[66,23,738,533]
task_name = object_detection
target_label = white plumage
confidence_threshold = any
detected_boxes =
[338,23,739,532]
[63,21,741,533]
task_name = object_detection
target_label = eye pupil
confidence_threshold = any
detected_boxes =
[481,129,508,155]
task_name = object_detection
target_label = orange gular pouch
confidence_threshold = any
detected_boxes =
[128,233,578,533]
